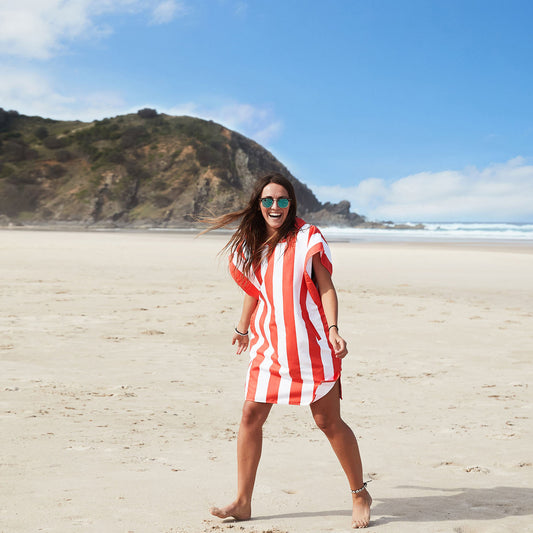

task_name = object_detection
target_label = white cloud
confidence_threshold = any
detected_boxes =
[166,101,282,144]
[150,0,186,24]
[0,68,74,113]
[0,0,274,140]
[0,67,126,121]
[252,121,283,146]
[310,157,533,223]
[0,0,184,59]
[0,0,92,59]
[0,66,282,143]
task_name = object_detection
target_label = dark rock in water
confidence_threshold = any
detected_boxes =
[392,223,425,230]
[305,200,366,227]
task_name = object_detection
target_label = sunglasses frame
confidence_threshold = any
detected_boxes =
[260,197,290,209]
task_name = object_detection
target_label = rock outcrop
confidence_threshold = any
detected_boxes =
[0,108,369,228]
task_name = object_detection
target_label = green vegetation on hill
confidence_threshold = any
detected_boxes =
[0,108,365,227]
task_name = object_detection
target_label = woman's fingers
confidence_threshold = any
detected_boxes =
[232,333,249,354]
[330,332,348,358]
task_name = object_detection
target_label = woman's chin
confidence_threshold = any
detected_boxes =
[266,222,283,234]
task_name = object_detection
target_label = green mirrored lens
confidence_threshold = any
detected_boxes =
[261,197,289,208]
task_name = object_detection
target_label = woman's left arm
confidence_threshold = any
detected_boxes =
[312,254,348,359]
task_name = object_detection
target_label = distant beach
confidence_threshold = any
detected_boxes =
[1,229,532,532]
[3,221,533,246]
[321,222,533,244]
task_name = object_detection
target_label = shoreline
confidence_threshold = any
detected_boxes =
[2,224,533,248]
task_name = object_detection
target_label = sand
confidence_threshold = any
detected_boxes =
[1,229,532,533]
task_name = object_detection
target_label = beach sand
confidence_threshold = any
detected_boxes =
[1,229,532,533]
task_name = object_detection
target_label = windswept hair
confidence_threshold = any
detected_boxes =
[202,172,299,275]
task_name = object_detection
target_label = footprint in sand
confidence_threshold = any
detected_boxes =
[433,461,459,468]
[103,336,126,342]
[465,466,490,473]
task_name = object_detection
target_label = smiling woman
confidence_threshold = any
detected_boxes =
[259,184,291,236]
[202,172,372,529]
[202,173,300,274]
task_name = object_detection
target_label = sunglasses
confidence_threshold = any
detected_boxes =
[260,197,290,209]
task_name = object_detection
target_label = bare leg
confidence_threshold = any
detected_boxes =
[310,382,372,528]
[210,400,272,520]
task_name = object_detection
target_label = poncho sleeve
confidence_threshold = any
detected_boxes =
[304,224,333,277]
[229,247,261,300]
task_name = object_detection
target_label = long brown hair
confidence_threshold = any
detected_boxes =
[202,172,299,274]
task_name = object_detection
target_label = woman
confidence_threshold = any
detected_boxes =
[206,172,372,529]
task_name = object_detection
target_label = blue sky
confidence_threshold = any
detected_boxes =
[1,0,533,222]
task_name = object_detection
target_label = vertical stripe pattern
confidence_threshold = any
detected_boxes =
[230,218,341,405]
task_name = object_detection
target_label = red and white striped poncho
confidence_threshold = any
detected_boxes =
[230,218,342,405]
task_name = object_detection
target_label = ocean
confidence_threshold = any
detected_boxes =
[320,222,533,243]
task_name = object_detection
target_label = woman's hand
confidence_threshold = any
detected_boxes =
[312,255,348,359]
[231,294,257,355]
[232,332,249,355]
[329,328,348,358]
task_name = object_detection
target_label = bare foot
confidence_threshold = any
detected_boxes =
[351,489,372,529]
[210,500,251,521]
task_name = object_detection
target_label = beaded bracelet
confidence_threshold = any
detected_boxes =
[351,480,371,494]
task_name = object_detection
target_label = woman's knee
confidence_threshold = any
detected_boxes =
[240,402,271,429]
[313,411,343,435]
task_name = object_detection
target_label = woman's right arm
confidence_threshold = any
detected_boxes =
[232,293,258,354]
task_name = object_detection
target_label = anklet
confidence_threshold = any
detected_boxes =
[351,480,371,494]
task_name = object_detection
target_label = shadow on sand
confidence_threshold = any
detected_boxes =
[245,485,533,526]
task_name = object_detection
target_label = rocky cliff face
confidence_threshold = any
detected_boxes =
[0,108,366,228]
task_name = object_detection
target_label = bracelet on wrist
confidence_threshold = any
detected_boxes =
[234,327,249,336]
[328,324,338,331]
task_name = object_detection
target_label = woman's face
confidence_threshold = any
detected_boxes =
[259,182,291,236]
